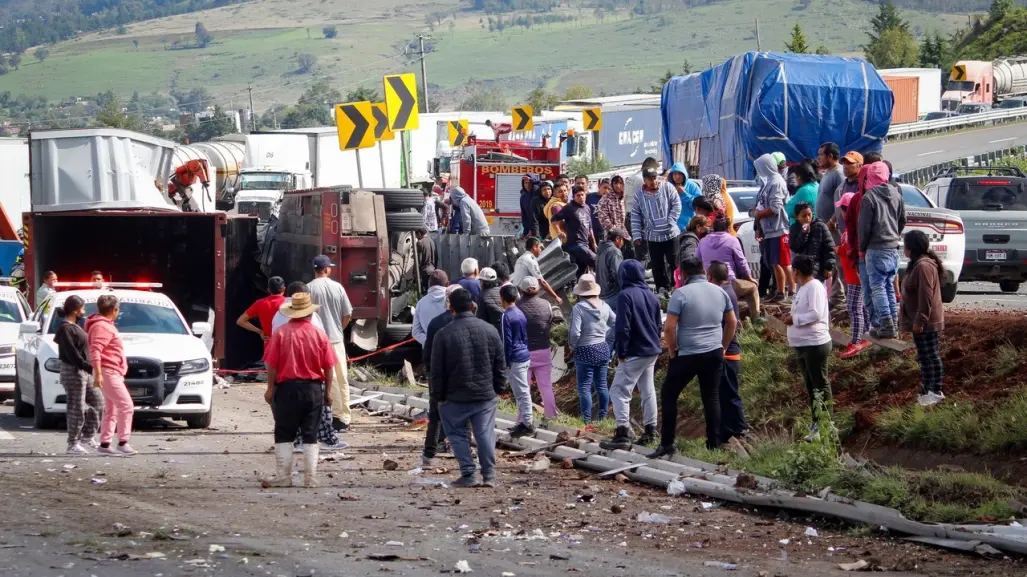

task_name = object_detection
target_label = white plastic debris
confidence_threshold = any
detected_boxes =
[701,502,717,510]
[839,560,870,571]
[617,490,629,498]
[455,559,473,573]
[501,572,515,577]
[666,480,686,496]
[90,478,107,485]
[407,467,424,476]
[523,454,550,473]
[804,527,819,538]
[209,544,225,554]
[779,539,791,545]
[339,532,349,539]
[386,541,404,547]
[704,561,737,570]
[636,511,670,524]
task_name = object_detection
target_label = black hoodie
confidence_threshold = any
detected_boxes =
[55,319,92,373]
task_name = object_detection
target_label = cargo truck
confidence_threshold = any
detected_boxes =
[880,67,942,123]
[661,52,892,180]
[941,57,1027,111]
[24,129,263,371]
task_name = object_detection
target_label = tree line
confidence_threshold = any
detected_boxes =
[0,0,243,54]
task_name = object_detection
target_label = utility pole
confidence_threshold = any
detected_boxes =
[247,86,254,118]
[755,18,762,51]
[416,33,431,113]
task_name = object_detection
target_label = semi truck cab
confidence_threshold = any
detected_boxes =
[232,168,312,221]
[942,61,994,110]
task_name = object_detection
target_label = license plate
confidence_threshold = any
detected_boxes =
[129,387,148,396]
[986,250,1008,261]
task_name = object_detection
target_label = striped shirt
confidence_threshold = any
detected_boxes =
[630,182,681,243]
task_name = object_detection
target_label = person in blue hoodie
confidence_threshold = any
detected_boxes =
[500,284,534,438]
[669,162,701,232]
[600,260,664,450]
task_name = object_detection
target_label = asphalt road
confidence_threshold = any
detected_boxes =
[0,386,1011,577]
[886,123,1024,173]
[952,280,1027,311]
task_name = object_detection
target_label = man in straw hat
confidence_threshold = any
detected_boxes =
[262,292,338,489]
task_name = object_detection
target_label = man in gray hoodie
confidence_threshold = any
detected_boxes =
[412,270,450,346]
[753,154,790,303]
[447,186,491,236]
[858,161,906,339]
[596,228,628,314]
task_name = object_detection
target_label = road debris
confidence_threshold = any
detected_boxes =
[522,454,550,473]
[636,512,670,524]
[610,504,624,514]
[209,544,225,553]
[838,560,871,571]
[704,561,737,570]
[383,459,399,471]
[454,559,473,573]
[805,527,819,538]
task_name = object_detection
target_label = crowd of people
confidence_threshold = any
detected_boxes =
[43,144,946,490]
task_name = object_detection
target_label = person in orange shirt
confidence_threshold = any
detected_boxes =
[707,261,747,441]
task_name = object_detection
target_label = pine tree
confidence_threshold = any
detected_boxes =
[784,23,810,54]
[990,0,1015,22]
[864,1,916,69]
[869,1,908,42]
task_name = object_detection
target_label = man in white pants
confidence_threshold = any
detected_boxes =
[600,259,663,450]
[307,255,353,431]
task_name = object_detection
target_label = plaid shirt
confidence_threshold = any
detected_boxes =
[595,192,625,233]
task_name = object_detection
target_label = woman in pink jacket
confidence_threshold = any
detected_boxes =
[87,295,135,455]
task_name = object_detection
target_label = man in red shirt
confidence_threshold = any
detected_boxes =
[261,293,337,489]
[237,277,286,346]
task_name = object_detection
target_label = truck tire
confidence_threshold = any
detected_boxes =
[385,212,425,232]
[377,190,425,211]
[384,323,412,343]
[941,283,958,303]
[1000,280,1021,293]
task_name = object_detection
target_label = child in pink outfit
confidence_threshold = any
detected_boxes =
[87,295,135,456]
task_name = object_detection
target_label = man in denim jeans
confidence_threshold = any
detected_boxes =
[857,161,905,339]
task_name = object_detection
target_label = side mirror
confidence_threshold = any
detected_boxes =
[191,322,212,336]
[20,321,40,334]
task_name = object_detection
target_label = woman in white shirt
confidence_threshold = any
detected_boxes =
[784,254,833,441]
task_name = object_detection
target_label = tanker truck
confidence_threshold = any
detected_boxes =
[169,141,245,212]
[941,57,1027,110]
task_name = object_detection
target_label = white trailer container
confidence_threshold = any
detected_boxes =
[277,127,403,189]
[0,138,29,231]
[29,128,177,212]
[879,67,942,117]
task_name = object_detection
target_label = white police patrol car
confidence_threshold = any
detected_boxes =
[0,283,30,398]
[14,284,214,429]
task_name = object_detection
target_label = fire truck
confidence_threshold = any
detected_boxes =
[444,120,572,236]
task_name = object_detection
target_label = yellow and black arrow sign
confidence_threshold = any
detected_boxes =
[512,105,533,131]
[384,73,419,131]
[372,103,395,141]
[583,107,602,131]
[335,101,375,151]
[952,64,967,81]
[448,119,469,147]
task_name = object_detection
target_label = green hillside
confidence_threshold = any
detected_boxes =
[0,0,967,114]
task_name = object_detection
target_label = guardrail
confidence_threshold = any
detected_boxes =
[897,144,1027,188]
[887,107,1027,140]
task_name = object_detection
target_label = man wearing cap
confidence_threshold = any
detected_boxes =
[262,293,338,488]
[431,288,505,488]
[307,256,354,432]
[631,166,682,293]
[596,228,628,314]
[412,270,450,347]
[516,276,558,420]
[237,276,286,347]
[476,267,504,334]
[510,237,562,304]
[552,184,598,277]
[836,151,863,232]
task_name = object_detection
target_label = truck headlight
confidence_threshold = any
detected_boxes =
[44,358,62,373]
[179,358,210,376]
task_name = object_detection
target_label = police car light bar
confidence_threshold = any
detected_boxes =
[53,282,164,289]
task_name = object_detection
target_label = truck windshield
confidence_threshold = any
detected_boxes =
[240,173,292,191]
[48,302,188,335]
[946,80,974,92]
[946,180,1027,212]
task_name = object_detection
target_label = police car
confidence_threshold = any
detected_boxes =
[0,283,31,398]
[14,283,214,429]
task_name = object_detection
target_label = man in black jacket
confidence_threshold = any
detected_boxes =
[431,288,505,488]
[420,285,461,467]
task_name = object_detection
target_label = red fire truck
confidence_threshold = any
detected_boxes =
[449,127,570,236]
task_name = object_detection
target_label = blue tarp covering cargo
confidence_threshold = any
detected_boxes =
[661,52,893,180]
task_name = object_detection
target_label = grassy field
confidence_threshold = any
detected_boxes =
[0,0,968,109]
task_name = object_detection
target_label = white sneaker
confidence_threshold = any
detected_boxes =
[116,443,138,456]
[67,443,90,455]
[85,438,100,450]
[293,445,303,454]
[928,392,945,404]
[917,394,939,407]
[97,445,118,455]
